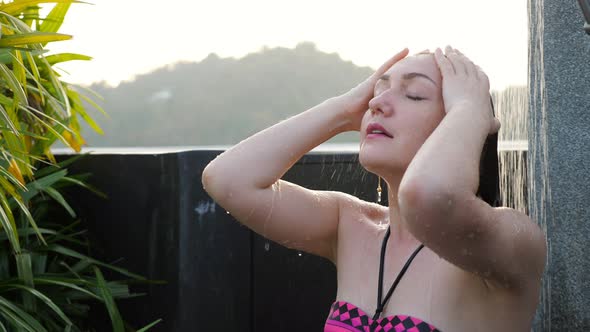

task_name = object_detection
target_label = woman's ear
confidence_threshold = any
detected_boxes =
[490,118,501,135]
[488,95,500,135]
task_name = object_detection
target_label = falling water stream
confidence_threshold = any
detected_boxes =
[494,86,528,213]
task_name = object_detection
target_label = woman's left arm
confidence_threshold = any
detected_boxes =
[398,46,547,290]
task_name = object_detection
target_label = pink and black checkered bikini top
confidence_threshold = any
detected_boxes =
[325,228,442,332]
[324,301,440,332]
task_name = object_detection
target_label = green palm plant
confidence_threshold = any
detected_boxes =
[0,1,160,331]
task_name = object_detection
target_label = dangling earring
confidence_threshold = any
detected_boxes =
[376,177,382,203]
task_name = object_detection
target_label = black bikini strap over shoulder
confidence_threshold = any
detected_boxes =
[373,227,425,320]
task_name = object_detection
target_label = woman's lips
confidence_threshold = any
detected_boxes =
[366,123,393,138]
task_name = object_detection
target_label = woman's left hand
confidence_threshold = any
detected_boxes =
[434,46,501,135]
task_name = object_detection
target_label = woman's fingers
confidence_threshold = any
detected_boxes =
[375,48,409,76]
[435,46,492,115]
[438,46,488,83]
[446,46,470,76]
[344,48,409,122]
[434,47,455,76]
[476,65,491,89]
[452,48,475,76]
[457,49,482,78]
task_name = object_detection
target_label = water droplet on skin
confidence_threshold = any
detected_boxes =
[264,242,270,251]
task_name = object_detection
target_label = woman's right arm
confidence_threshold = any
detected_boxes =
[201,49,409,262]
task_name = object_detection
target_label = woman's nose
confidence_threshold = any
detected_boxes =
[368,91,393,116]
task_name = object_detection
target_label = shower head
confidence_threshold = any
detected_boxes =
[579,0,590,35]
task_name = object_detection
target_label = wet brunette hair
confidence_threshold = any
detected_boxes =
[476,97,501,207]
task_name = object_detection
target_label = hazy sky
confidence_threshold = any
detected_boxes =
[48,0,529,90]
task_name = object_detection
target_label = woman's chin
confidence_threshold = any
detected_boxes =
[359,154,390,173]
[359,150,407,175]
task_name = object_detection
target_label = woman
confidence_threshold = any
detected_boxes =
[202,46,546,331]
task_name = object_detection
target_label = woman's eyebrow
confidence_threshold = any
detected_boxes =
[377,74,390,83]
[402,72,437,87]
[377,73,437,87]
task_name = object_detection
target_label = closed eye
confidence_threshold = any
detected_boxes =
[406,95,426,101]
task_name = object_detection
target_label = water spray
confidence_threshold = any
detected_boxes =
[578,0,590,34]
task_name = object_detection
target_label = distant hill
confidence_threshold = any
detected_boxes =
[79,42,527,147]
[82,42,372,147]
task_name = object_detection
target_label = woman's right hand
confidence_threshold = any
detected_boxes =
[338,48,409,131]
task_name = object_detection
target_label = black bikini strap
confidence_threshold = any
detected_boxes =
[373,227,425,320]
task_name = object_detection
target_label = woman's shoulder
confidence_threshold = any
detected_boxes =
[336,193,389,227]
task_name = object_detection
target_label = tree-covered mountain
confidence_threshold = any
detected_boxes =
[81,42,526,147]
[83,42,372,147]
